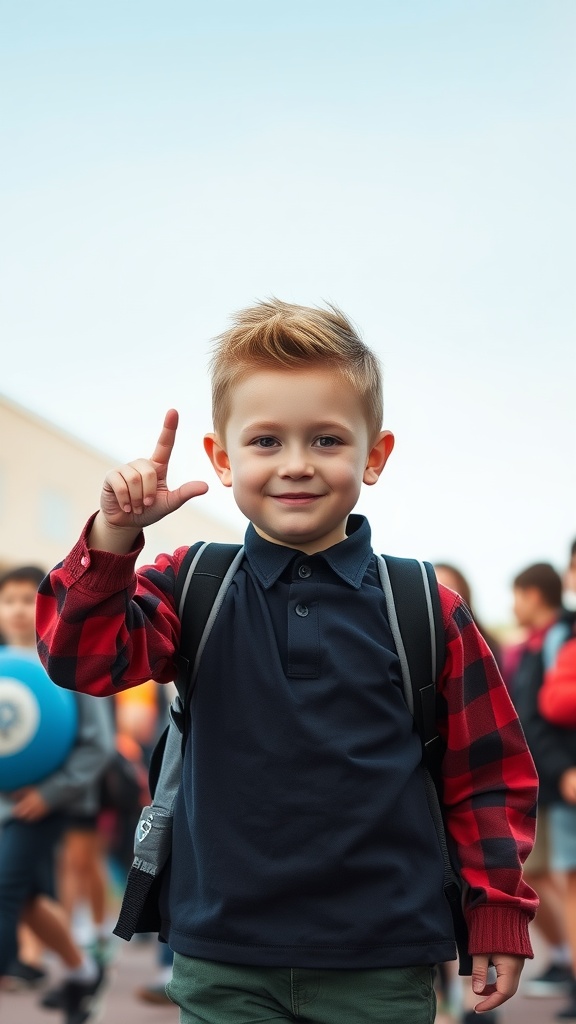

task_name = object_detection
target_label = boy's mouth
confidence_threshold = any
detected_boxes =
[271,493,321,505]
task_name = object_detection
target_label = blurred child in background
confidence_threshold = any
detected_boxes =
[0,565,113,1023]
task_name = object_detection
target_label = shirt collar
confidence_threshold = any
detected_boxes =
[244,514,373,590]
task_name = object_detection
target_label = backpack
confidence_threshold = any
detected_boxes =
[114,542,472,975]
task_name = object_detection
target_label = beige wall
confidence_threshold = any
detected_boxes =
[0,395,241,575]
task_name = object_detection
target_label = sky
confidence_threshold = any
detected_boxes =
[1,0,575,623]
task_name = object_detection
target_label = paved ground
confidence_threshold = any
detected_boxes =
[0,931,571,1023]
[0,935,177,1023]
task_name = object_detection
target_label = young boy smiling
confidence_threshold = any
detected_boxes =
[37,300,538,1023]
[205,363,393,554]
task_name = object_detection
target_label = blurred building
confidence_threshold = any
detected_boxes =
[0,393,241,574]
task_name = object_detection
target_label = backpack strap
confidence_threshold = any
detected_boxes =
[114,542,243,941]
[174,542,244,746]
[147,542,243,792]
[377,555,445,780]
[377,554,471,975]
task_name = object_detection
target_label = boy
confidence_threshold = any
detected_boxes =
[37,300,538,1023]
[0,566,113,1023]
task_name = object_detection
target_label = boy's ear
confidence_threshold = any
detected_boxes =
[363,430,395,485]
[203,433,233,487]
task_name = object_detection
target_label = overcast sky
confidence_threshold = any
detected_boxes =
[1,1,575,623]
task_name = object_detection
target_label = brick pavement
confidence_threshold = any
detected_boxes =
[0,932,571,1023]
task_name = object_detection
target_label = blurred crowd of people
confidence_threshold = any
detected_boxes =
[0,564,175,1022]
[1,539,576,1022]
[434,540,576,1023]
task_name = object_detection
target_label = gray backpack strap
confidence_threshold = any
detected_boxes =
[114,542,243,942]
[377,554,471,975]
[377,555,443,770]
[147,542,244,788]
[174,542,245,705]
[113,711,183,941]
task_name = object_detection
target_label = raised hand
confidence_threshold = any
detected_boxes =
[90,410,209,552]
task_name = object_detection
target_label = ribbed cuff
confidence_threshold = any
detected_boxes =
[63,513,144,593]
[467,906,534,958]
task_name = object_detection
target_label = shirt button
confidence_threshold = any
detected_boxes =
[298,565,312,579]
[80,556,89,567]
[295,604,309,617]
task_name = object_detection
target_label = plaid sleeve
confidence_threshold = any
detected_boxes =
[36,515,189,696]
[436,585,539,958]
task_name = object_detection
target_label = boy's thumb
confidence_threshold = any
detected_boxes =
[169,480,209,510]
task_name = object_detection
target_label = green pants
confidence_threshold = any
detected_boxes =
[166,953,436,1024]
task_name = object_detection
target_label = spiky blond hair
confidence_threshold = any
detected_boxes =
[210,298,383,439]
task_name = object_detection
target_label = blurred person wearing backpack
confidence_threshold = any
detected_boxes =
[0,566,113,1023]
[53,696,118,972]
[503,562,576,1001]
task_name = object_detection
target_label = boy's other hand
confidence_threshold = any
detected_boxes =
[472,952,525,1012]
[94,409,209,547]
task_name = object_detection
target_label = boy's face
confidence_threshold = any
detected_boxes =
[205,366,394,554]
[0,580,38,648]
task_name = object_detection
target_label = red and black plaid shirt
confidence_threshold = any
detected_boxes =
[37,515,538,959]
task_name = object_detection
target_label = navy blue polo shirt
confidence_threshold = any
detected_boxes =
[165,515,455,968]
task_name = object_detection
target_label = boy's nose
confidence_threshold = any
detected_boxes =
[278,448,314,478]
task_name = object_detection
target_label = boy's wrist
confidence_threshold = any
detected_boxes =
[88,513,142,555]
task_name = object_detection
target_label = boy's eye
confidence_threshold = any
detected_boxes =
[252,436,279,448]
[313,436,341,448]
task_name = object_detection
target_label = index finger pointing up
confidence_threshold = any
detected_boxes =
[150,408,180,468]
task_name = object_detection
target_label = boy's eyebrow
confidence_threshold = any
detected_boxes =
[240,420,354,435]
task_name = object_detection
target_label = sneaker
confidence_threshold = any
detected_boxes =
[135,982,173,1005]
[2,959,47,990]
[86,936,114,968]
[41,961,106,1011]
[556,981,576,1019]
[40,980,68,1009]
[59,965,106,1024]
[524,962,574,997]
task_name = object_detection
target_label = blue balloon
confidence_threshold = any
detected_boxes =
[0,648,77,791]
